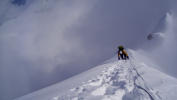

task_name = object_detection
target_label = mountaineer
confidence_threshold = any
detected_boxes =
[117,45,129,60]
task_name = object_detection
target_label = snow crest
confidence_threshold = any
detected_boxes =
[54,60,159,100]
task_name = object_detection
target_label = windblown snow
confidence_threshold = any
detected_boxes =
[16,50,177,100]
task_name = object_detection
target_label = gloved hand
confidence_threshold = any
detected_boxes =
[127,56,129,59]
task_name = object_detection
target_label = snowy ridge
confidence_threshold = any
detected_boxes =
[16,50,177,100]
[54,60,159,100]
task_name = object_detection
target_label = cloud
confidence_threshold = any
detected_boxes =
[0,0,169,99]
[142,12,177,77]
[0,0,97,99]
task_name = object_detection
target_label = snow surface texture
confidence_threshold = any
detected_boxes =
[0,0,170,99]
[16,50,177,100]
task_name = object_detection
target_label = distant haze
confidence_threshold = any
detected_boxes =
[142,11,177,77]
[0,0,173,100]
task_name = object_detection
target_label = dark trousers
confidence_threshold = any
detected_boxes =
[118,54,127,60]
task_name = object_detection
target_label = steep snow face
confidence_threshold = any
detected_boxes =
[0,0,169,100]
[144,12,177,77]
[16,50,177,100]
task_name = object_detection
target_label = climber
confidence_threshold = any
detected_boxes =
[117,45,129,60]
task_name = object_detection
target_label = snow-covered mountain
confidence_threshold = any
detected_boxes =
[16,50,177,100]
[1,0,177,100]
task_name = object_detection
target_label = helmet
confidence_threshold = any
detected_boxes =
[118,45,124,50]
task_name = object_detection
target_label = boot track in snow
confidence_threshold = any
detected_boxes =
[55,60,159,100]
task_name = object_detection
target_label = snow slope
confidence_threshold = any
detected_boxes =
[16,50,177,100]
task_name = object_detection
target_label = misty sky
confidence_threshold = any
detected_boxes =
[0,0,176,100]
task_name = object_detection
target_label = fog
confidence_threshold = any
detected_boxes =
[142,11,177,77]
[0,0,170,100]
